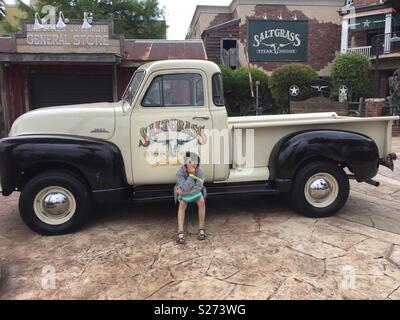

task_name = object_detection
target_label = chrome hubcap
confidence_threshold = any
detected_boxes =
[309,178,331,200]
[34,187,76,225]
[304,173,339,208]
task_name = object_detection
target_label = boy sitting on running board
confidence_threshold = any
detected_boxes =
[174,151,207,245]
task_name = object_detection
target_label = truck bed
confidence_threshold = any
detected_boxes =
[227,112,399,169]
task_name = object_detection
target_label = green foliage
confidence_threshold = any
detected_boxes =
[11,0,167,39]
[331,52,372,101]
[0,20,17,36]
[269,63,319,105]
[219,65,273,116]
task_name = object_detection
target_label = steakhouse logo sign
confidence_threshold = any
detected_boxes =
[248,20,308,62]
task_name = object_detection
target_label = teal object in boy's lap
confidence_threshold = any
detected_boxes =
[181,192,203,203]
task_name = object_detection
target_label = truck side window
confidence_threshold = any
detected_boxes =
[142,76,162,107]
[142,73,204,107]
[212,73,225,106]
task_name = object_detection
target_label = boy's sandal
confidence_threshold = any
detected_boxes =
[198,229,207,241]
[177,232,185,245]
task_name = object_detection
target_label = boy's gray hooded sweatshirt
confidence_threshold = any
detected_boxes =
[174,166,206,203]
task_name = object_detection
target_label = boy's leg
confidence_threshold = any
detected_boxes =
[178,200,188,232]
[197,197,206,230]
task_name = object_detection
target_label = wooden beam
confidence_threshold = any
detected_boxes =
[0,53,121,64]
[0,63,9,137]
[112,64,118,102]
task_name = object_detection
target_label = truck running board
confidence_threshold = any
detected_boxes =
[132,182,280,202]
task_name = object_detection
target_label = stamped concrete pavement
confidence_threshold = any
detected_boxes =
[0,138,400,300]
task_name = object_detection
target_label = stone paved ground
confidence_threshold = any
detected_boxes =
[0,138,400,300]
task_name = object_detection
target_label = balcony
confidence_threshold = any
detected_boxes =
[346,33,400,59]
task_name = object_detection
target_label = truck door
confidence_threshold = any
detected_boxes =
[131,70,214,185]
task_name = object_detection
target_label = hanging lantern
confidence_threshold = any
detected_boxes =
[33,12,43,30]
[56,11,68,29]
[82,12,93,29]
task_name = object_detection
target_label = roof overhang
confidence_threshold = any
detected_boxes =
[123,39,207,62]
[0,53,121,64]
[201,18,241,38]
[339,0,399,18]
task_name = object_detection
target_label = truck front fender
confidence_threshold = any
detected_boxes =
[0,135,128,196]
[268,130,380,192]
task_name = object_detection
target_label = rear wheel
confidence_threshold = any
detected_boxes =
[19,171,91,235]
[291,161,349,218]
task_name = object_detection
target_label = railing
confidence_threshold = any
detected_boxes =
[370,32,400,57]
[382,105,400,128]
[347,46,372,58]
[346,33,400,59]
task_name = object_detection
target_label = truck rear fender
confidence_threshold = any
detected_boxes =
[268,130,380,192]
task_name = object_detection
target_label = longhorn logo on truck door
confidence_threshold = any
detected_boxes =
[139,119,207,167]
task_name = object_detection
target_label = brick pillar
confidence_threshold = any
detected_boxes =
[364,98,385,117]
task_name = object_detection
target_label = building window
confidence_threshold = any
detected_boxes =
[221,39,238,69]
[142,73,204,107]
[345,0,353,6]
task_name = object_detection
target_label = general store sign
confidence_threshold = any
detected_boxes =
[248,20,308,62]
[16,20,122,54]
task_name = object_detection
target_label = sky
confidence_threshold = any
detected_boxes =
[158,0,231,40]
[6,0,232,40]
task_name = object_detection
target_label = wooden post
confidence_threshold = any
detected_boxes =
[373,36,382,98]
[112,64,118,102]
[0,63,9,137]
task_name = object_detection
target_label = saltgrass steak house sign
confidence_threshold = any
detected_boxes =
[16,19,122,54]
[248,20,308,62]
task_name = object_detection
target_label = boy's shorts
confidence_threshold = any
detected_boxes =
[180,192,203,203]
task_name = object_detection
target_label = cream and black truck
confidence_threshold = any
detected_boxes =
[0,60,398,235]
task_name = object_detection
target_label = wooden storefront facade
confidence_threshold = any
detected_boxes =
[0,20,206,137]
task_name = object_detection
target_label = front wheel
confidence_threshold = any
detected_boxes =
[291,161,349,218]
[19,170,92,235]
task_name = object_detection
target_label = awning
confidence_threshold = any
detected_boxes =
[201,18,241,38]
[349,12,400,32]
[0,53,121,63]
[349,14,386,32]
[123,40,207,62]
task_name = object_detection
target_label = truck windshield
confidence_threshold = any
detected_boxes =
[123,70,145,106]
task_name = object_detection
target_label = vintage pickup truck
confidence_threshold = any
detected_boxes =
[0,60,398,235]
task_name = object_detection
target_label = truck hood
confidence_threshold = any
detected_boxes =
[9,102,118,140]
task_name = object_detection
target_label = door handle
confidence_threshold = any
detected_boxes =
[193,116,210,121]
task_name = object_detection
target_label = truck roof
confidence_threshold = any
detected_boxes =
[138,59,221,76]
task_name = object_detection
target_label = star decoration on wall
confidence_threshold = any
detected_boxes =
[363,19,371,29]
[339,85,348,96]
[289,85,300,97]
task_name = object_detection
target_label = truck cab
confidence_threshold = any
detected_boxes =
[119,60,230,185]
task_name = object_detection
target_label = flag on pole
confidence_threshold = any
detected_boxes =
[243,39,254,98]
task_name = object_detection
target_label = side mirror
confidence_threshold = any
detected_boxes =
[122,99,132,113]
